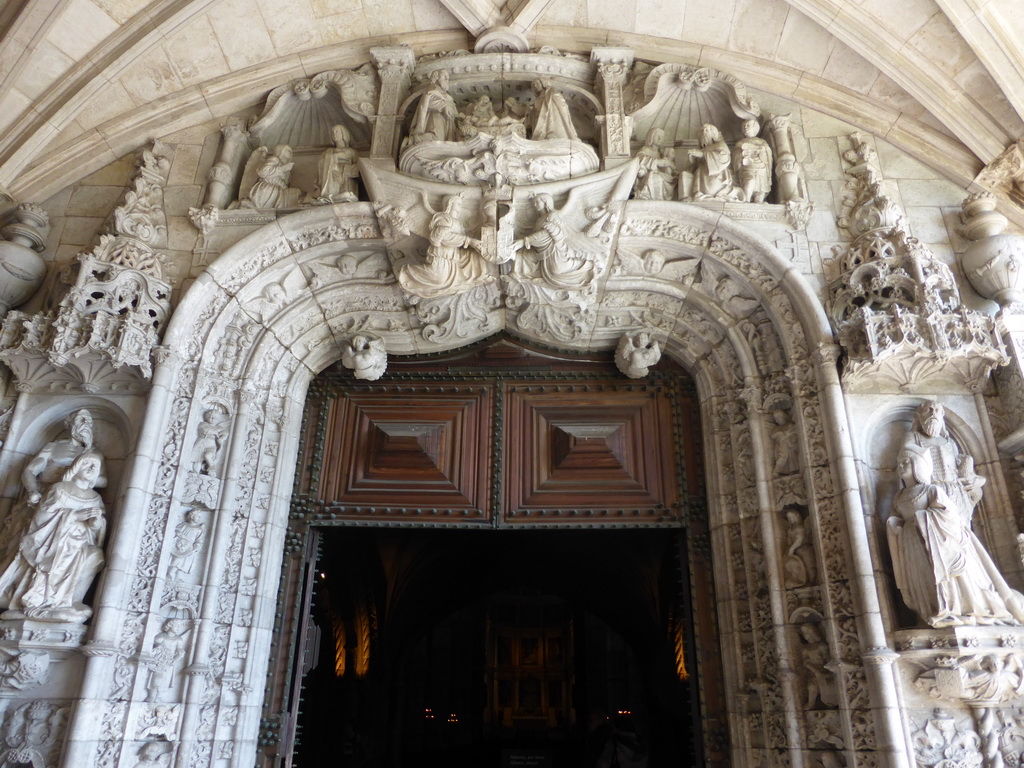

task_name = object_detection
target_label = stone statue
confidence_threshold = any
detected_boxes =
[398,194,498,299]
[0,409,106,587]
[797,622,837,708]
[732,119,772,203]
[341,334,387,381]
[684,123,741,201]
[0,453,107,622]
[168,510,206,581]
[192,407,229,477]
[314,125,359,203]
[240,145,295,209]
[633,128,676,201]
[146,618,189,701]
[769,408,799,475]
[614,330,662,378]
[887,402,1024,628]
[782,507,816,588]
[512,193,597,290]
[408,69,457,145]
[775,152,808,203]
[528,79,578,141]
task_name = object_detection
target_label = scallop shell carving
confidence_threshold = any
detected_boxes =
[629,64,760,144]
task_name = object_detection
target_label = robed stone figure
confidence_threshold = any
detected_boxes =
[887,402,1024,628]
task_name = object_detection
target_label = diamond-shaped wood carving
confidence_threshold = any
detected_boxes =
[318,386,492,519]
[503,383,679,522]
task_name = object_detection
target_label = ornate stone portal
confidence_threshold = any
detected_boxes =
[0,41,1018,768]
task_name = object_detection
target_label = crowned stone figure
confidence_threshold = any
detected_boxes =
[887,402,1024,628]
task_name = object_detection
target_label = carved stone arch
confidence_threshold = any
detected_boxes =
[59,200,910,768]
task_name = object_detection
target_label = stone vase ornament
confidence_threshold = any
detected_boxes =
[0,203,49,316]
[960,192,1024,306]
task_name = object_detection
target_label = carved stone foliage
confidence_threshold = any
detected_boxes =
[912,713,982,768]
[43,40,903,768]
[0,142,172,393]
[829,136,1006,392]
[0,700,69,768]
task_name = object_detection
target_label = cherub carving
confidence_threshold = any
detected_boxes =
[614,330,662,378]
[341,334,387,381]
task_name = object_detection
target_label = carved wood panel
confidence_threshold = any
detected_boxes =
[303,349,694,526]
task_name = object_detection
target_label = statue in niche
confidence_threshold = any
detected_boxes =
[769,408,800,475]
[512,193,598,291]
[797,622,837,708]
[239,145,296,209]
[887,402,1024,628]
[408,69,457,146]
[0,453,106,623]
[341,334,387,381]
[192,407,229,478]
[783,507,817,588]
[146,619,189,701]
[528,79,578,141]
[614,330,662,379]
[683,124,741,201]
[633,128,676,201]
[732,119,772,203]
[313,125,359,204]
[775,152,808,203]
[168,510,206,581]
[398,194,504,299]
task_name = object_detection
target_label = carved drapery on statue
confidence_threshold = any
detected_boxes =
[887,403,1024,628]
[0,409,107,624]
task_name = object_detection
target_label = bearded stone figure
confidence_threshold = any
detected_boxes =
[0,409,106,582]
[887,402,1024,627]
[0,453,107,623]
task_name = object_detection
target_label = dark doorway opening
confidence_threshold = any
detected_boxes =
[291,528,697,768]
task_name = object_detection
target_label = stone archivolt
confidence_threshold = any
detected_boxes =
[0,41,1021,768]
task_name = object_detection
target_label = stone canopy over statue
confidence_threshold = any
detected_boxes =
[887,402,1024,628]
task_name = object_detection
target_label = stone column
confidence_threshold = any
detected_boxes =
[591,47,634,169]
[202,122,249,209]
[368,46,417,169]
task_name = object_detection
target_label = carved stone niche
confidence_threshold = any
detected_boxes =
[629,64,760,145]
[395,52,603,185]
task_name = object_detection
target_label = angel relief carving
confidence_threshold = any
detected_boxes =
[397,193,510,299]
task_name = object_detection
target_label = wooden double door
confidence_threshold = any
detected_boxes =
[268,338,727,768]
